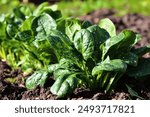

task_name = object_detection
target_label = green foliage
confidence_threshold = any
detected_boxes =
[0,3,60,74]
[73,29,94,60]
[51,71,79,97]
[126,84,145,99]
[1,2,150,98]
[127,58,150,80]
[57,0,150,17]
[26,70,49,89]
[99,18,116,37]
[27,15,148,98]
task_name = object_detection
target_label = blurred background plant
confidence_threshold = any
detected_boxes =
[57,0,150,17]
[1,0,150,17]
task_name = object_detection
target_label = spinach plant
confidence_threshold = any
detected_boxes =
[0,2,61,75]
[1,2,150,98]
[26,15,144,98]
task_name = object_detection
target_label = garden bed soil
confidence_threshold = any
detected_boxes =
[1,9,150,100]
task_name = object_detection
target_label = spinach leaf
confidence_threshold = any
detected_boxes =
[87,25,110,61]
[53,58,81,79]
[33,2,49,16]
[126,84,145,99]
[81,20,92,28]
[127,58,150,80]
[101,32,125,60]
[48,63,59,73]
[115,30,141,52]
[119,52,138,67]
[47,30,82,65]
[87,25,110,48]
[99,18,116,37]
[6,24,18,38]
[31,13,56,39]
[65,18,81,42]
[26,70,49,89]
[92,57,127,92]
[15,30,33,42]
[73,29,94,60]
[92,57,127,75]
[50,73,79,98]
[20,16,34,31]
[101,30,140,60]
[57,18,81,42]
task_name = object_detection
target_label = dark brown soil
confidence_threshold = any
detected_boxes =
[1,9,150,100]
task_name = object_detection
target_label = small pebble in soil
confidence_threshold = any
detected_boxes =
[112,92,129,100]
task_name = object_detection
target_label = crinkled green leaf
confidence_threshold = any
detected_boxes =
[20,16,34,31]
[74,29,94,60]
[87,25,110,61]
[47,35,71,60]
[127,58,150,79]
[116,30,141,52]
[26,70,49,89]
[99,18,116,37]
[53,58,81,79]
[101,30,139,60]
[15,30,33,42]
[31,13,56,39]
[50,30,72,47]
[39,7,61,20]
[13,6,26,21]
[65,18,81,41]
[120,52,138,67]
[33,2,61,19]
[59,58,80,70]
[92,58,127,75]
[87,25,110,47]
[31,17,58,63]
[50,73,79,98]
[6,24,18,38]
[33,2,49,16]
[101,32,124,59]
[54,69,71,80]
[47,30,81,63]
[47,63,59,73]
[57,18,81,41]
[81,20,92,29]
